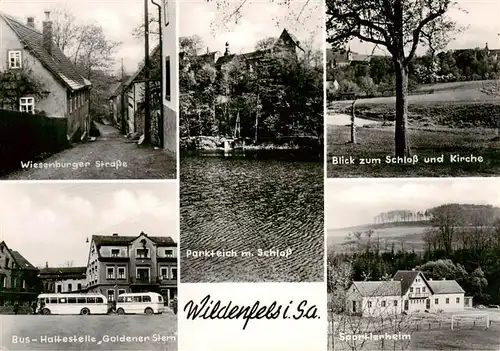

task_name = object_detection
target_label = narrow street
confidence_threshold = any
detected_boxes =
[2,123,176,180]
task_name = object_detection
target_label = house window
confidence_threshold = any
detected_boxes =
[381,300,386,307]
[367,301,372,308]
[77,283,82,290]
[5,258,9,269]
[171,268,177,280]
[136,248,149,258]
[106,267,115,279]
[410,287,414,293]
[8,51,22,68]
[111,249,120,257]
[446,298,450,304]
[165,56,171,101]
[163,0,169,27]
[136,267,150,281]
[22,280,26,289]
[107,289,115,301]
[422,287,426,292]
[117,267,126,279]
[416,287,420,294]
[57,285,62,293]
[68,283,72,292]
[456,297,460,303]
[161,267,168,279]
[19,97,34,114]
[165,249,173,256]
[394,300,398,306]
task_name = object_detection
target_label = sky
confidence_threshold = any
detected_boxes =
[328,0,500,56]
[0,0,148,74]
[327,178,500,230]
[0,182,178,268]
[179,0,323,55]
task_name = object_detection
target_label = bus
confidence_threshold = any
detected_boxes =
[36,293,108,315]
[116,292,165,315]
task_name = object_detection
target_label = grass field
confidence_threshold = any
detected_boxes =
[327,80,500,177]
[0,313,177,350]
[329,308,500,350]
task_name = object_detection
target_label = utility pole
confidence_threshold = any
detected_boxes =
[120,58,126,135]
[151,0,164,148]
[144,0,151,143]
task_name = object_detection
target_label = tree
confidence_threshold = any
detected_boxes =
[50,8,80,54]
[0,62,45,112]
[255,37,276,51]
[326,0,459,157]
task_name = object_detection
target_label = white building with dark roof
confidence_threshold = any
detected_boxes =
[346,270,467,317]
[0,11,92,141]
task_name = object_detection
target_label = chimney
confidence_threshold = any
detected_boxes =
[42,11,52,55]
[112,233,118,236]
[224,42,230,56]
[27,17,35,28]
[45,261,48,268]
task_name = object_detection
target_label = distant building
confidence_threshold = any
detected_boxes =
[326,47,377,69]
[85,232,177,305]
[346,270,466,317]
[38,264,86,293]
[0,241,39,303]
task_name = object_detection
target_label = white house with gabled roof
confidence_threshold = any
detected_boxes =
[346,270,466,317]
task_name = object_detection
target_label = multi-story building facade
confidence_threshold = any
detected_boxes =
[0,241,40,304]
[85,232,177,305]
[38,264,86,293]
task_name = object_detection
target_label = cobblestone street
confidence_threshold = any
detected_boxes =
[2,123,176,180]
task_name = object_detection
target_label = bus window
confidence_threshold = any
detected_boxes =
[49,298,57,304]
[117,296,124,303]
[133,296,142,303]
[125,297,133,302]
[87,297,96,304]
[143,295,151,302]
[58,298,67,303]
[158,296,163,302]
[77,297,86,304]
[68,298,77,304]
[96,297,104,303]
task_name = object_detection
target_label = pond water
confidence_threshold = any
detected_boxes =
[180,153,324,282]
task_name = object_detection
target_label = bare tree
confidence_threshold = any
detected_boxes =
[326,0,460,157]
[49,8,80,54]
[62,260,74,267]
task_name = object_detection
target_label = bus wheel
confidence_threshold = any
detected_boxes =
[145,308,154,315]
[41,308,51,315]
[116,308,125,315]
[80,308,90,315]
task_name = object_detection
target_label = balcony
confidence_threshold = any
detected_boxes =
[156,276,177,286]
[130,277,158,285]
[408,292,430,299]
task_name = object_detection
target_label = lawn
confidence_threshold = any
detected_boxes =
[328,309,500,350]
[327,81,500,177]
[327,124,500,177]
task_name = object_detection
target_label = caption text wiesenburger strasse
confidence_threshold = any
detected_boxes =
[332,153,484,165]
[185,248,293,258]
[184,294,319,330]
[20,160,128,170]
[11,334,176,345]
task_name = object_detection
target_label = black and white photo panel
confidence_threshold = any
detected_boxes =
[179,0,325,283]
[0,0,177,180]
[0,182,179,351]
[326,1,500,178]
[326,177,500,351]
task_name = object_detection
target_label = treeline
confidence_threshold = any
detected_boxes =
[328,47,500,98]
[373,210,431,223]
[329,203,500,305]
[179,36,323,144]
